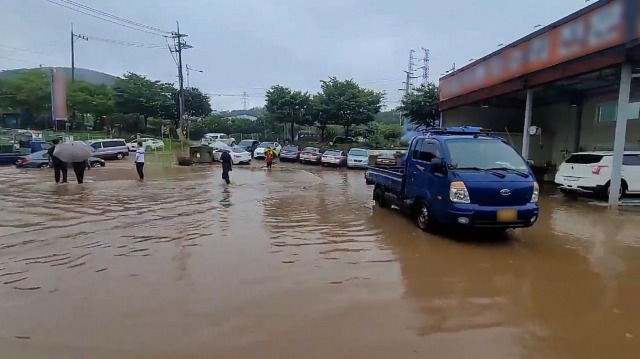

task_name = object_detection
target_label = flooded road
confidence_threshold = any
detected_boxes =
[1,161,640,359]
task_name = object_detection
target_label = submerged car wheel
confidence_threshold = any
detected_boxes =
[415,200,433,232]
[116,153,124,160]
[38,163,49,168]
[604,180,627,200]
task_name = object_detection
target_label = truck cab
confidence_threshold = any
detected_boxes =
[366,127,539,231]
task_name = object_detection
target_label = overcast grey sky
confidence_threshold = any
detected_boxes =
[3,0,589,111]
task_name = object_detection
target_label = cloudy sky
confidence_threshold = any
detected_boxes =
[3,0,589,111]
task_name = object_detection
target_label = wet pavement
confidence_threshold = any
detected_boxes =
[1,160,640,358]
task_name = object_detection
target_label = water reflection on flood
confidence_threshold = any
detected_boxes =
[0,164,639,359]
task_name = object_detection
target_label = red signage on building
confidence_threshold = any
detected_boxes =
[440,0,629,102]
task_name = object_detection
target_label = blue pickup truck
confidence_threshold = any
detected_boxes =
[365,127,539,232]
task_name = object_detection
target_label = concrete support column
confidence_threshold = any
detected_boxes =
[572,104,583,153]
[608,63,632,208]
[522,89,533,159]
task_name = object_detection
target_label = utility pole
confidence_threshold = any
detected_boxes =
[241,92,249,111]
[170,21,192,141]
[419,47,430,87]
[70,23,88,83]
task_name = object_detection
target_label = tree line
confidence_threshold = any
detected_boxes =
[264,77,386,142]
[0,69,212,135]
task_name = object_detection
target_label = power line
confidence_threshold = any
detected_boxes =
[55,0,171,35]
[81,35,166,49]
[44,0,169,37]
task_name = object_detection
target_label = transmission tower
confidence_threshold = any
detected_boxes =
[402,49,418,94]
[419,47,430,86]
[241,92,249,110]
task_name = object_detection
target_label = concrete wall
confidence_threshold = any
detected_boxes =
[578,93,640,152]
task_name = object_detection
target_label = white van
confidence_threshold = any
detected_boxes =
[87,139,129,160]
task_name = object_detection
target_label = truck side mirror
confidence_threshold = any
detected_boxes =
[430,157,444,173]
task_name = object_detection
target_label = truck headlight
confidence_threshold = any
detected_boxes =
[531,181,539,203]
[450,181,470,204]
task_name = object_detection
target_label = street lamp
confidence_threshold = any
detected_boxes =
[185,64,203,88]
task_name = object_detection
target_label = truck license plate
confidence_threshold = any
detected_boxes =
[496,209,517,222]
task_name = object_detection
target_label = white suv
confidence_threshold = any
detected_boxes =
[555,151,640,199]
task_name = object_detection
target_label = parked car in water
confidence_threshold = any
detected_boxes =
[347,148,370,169]
[236,139,260,155]
[254,142,282,159]
[87,139,129,160]
[321,150,347,167]
[15,150,105,168]
[127,138,164,152]
[280,145,301,162]
[555,151,640,199]
[365,127,539,232]
[375,153,397,167]
[201,133,236,146]
[213,147,252,165]
[299,147,324,165]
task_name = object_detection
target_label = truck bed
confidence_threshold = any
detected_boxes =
[0,153,21,166]
[365,166,405,195]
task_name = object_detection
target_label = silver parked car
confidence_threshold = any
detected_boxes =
[87,139,129,160]
[347,148,369,169]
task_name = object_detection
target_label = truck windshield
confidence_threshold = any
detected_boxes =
[446,139,528,171]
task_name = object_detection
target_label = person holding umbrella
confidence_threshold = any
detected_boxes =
[52,140,94,184]
[47,139,67,183]
[71,159,90,184]
[220,149,232,185]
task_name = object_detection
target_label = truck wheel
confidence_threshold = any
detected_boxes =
[414,200,433,232]
[373,187,390,208]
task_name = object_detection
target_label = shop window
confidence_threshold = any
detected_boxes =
[597,102,640,123]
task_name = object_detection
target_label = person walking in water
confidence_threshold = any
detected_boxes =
[135,141,145,180]
[47,139,67,183]
[265,148,274,170]
[220,149,232,185]
[71,159,89,184]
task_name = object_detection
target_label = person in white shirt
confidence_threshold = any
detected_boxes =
[135,141,145,180]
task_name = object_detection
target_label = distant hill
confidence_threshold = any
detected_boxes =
[217,107,264,118]
[0,67,119,86]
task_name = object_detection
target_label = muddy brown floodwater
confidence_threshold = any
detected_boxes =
[1,161,640,359]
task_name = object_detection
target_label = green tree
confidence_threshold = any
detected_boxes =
[308,94,332,142]
[318,77,384,136]
[264,85,312,141]
[68,81,115,130]
[398,83,439,129]
[113,72,174,133]
[181,87,212,118]
[2,70,52,128]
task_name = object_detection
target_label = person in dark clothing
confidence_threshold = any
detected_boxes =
[47,139,67,183]
[220,150,232,185]
[71,160,89,184]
